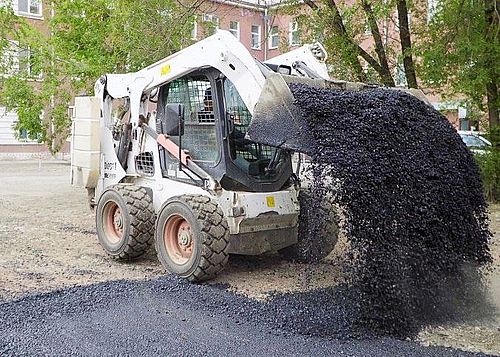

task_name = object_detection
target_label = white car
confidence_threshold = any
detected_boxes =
[458,131,492,154]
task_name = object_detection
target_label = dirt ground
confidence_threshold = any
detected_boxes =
[1,161,499,355]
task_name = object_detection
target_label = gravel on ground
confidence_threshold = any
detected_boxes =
[0,160,498,355]
[0,276,491,357]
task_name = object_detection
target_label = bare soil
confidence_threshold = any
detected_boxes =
[0,161,498,354]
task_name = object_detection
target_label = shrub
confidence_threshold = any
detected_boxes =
[475,127,500,202]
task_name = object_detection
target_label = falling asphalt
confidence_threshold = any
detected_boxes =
[285,84,492,337]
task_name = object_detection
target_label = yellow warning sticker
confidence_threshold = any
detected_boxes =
[160,64,171,76]
[266,196,275,208]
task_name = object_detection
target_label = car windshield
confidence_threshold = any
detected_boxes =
[460,134,488,148]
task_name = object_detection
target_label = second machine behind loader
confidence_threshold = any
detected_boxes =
[71,30,427,281]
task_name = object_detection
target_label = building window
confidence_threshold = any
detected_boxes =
[229,21,240,40]
[191,17,198,40]
[269,25,279,49]
[394,61,407,87]
[289,22,300,46]
[459,117,470,131]
[1,41,39,78]
[202,13,219,36]
[18,128,28,140]
[18,47,39,77]
[18,0,42,16]
[1,41,19,76]
[251,25,261,50]
[427,0,438,22]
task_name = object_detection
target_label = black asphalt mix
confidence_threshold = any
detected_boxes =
[0,276,487,356]
[289,84,492,337]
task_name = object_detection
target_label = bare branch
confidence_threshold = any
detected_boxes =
[324,0,368,81]
[361,0,395,86]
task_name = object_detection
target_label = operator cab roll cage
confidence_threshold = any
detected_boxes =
[154,68,293,193]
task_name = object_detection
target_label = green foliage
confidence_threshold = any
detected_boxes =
[484,125,500,147]
[1,76,44,141]
[0,0,194,153]
[475,148,500,203]
[474,126,500,202]
[418,0,499,127]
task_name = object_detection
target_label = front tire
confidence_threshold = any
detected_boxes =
[155,195,230,282]
[96,184,155,260]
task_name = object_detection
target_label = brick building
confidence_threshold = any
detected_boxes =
[191,0,300,61]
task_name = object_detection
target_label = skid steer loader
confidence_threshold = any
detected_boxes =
[70,30,426,281]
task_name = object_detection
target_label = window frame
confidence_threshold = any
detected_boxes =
[191,17,198,40]
[269,25,279,50]
[229,20,240,40]
[1,40,19,76]
[17,0,42,17]
[394,60,407,87]
[18,46,41,78]
[288,21,300,46]
[251,25,261,50]
[202,13,219,35]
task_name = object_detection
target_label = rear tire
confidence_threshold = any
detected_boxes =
[96,184,155,260]
[155,195,229,282]
[280,190,338,263]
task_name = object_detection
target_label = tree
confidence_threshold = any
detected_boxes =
[0,0,195,153]
[419,0,499,131]
[298,0,418,88]
[396,0,417,88]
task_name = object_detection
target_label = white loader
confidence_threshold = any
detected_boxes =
[70,30,408,281]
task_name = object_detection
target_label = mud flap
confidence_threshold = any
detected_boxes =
[246,73,315,154]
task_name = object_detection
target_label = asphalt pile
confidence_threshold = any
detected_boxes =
[0,277,484,356]
[288,84,492,337]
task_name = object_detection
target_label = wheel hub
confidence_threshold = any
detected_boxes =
[113,209,123,232]
[178,230,191,247]
[103,201,124,244]
[164,215,193,265]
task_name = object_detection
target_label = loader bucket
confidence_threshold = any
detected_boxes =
[247,73,316,154]
[247,73,431,154]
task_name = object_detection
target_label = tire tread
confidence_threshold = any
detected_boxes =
[107,184,155,260]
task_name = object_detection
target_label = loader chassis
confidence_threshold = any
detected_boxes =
[93,72,301,279]
[71,31,336,281]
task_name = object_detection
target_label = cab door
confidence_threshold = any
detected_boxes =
[157,74,221,180]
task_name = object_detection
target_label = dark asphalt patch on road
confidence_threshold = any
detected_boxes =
[0,276,488,356]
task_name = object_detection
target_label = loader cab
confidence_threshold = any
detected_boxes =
[156,69,292,192]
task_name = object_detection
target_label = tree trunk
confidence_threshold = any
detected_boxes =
[484,0,499,129]
[326,0,368,82]
[396,0,418,88]
[361,0,395,87]
[486,82,500,129]
[305,0,395,83]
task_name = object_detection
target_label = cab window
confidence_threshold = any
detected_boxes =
[161,76,219,164]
